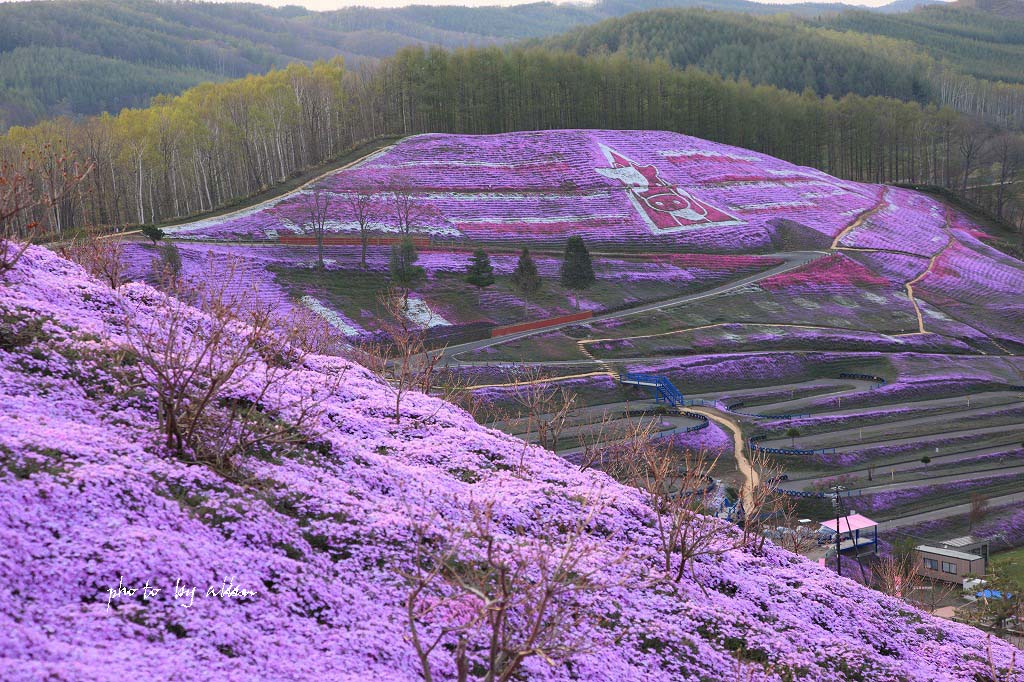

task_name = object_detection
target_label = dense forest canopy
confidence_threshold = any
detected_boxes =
[823,5,1024,84]
[0,0,947,128]
[538,11,937,103]
[541,6,1024,130]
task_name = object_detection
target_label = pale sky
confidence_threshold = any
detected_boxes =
[91,0,945,8]
[0,0,952,8]
[220,0,953,8]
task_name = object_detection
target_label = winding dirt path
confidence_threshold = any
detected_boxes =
[904,230,954,334]
[830,188,888,250]
[685,406,757,510]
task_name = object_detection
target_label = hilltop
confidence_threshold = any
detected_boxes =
[1,238,1020,679]
[0,0,984,128]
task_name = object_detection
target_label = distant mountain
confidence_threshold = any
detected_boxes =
[952,0,1024,18]
[0,0,904,129]
[876,0,948,12]
[537,9,937,103]
[824,3,1024,83]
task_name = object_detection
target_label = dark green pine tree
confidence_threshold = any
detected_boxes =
[510,247,542,320]
[389,236,426,305]
[464,248,495,302]
[140,224,164,244]
[559,236,595,309]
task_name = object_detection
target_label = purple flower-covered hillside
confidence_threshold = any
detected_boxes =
[0,247,1019,681]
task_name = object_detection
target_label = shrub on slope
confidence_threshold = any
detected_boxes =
[0,247,1018,681]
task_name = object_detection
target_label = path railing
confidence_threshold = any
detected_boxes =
[839,372,887,385]
[620,372,693,408]
[748,434,836,457]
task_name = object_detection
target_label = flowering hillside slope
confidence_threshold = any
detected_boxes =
[1,247,1020,681]
[166,130,885,251]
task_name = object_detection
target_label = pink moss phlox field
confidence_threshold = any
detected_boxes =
[164,130,924,251]
[3,247,1021,680]
[759,254,890,292]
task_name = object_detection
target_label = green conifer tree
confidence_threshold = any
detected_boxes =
[511,247,542,319]
[559,236,595,309]
[464,248,495,302]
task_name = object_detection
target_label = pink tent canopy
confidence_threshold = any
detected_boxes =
[820,514,877,534]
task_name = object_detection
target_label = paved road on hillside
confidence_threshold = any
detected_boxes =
[759,400,1024,449]
[443,250,828,363]
[752,390,1022,421]
[786,443,1023,486]
[163,143,396,236]
[878,491,1024,531]
[842,465,1024,495]
[450,350,1024,370]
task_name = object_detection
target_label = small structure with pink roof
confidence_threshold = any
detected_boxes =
[819,513,878,554]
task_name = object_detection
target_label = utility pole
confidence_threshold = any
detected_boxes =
[831,484,846,577]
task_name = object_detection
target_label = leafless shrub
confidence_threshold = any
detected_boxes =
[298,185,332,269]
[739,447,787,554]
[352,286,445,424]
[582,415,733,585]
[340,185,382,268]
[61,227,126,288]
[1,151,92,277]
[873,553,923,602]
[769,496,819,556]
[121,258,337,471]
[970,492,990,530]
[983,635,1018,682]
[643,447,731,584]
[575,407,632,472]
[388,178,437,236]
[402,496,618,682]
[282,304,348,357]
[504,366,576,460]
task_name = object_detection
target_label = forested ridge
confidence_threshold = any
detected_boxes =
[826,4,1024,83]
[4,46,1021,242]
[0,0,921,129]
[538,11,937,104]
[540,6,1024,130]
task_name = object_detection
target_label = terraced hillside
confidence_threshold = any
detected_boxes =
[128,129,1024,557]
[3,245,1022,681]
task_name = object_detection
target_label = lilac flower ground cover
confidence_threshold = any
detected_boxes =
[893,502,1024,551]
[837,188,948,257]
[165,130,892,251]
[2,247,1018,679]
[854,473,1024,515]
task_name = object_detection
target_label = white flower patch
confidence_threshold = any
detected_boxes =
[300,296,362,336]
[765,168,825,180]
[659,149,762,162]
[923,306,952,321]
[863,292,888,305]
[387,160,526,169]
[734,201,814,210]
[405,297,451,328]
[792,297,821,310]
[317,219,461,237]
[801,190,849,199]
[457,215,627,225]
